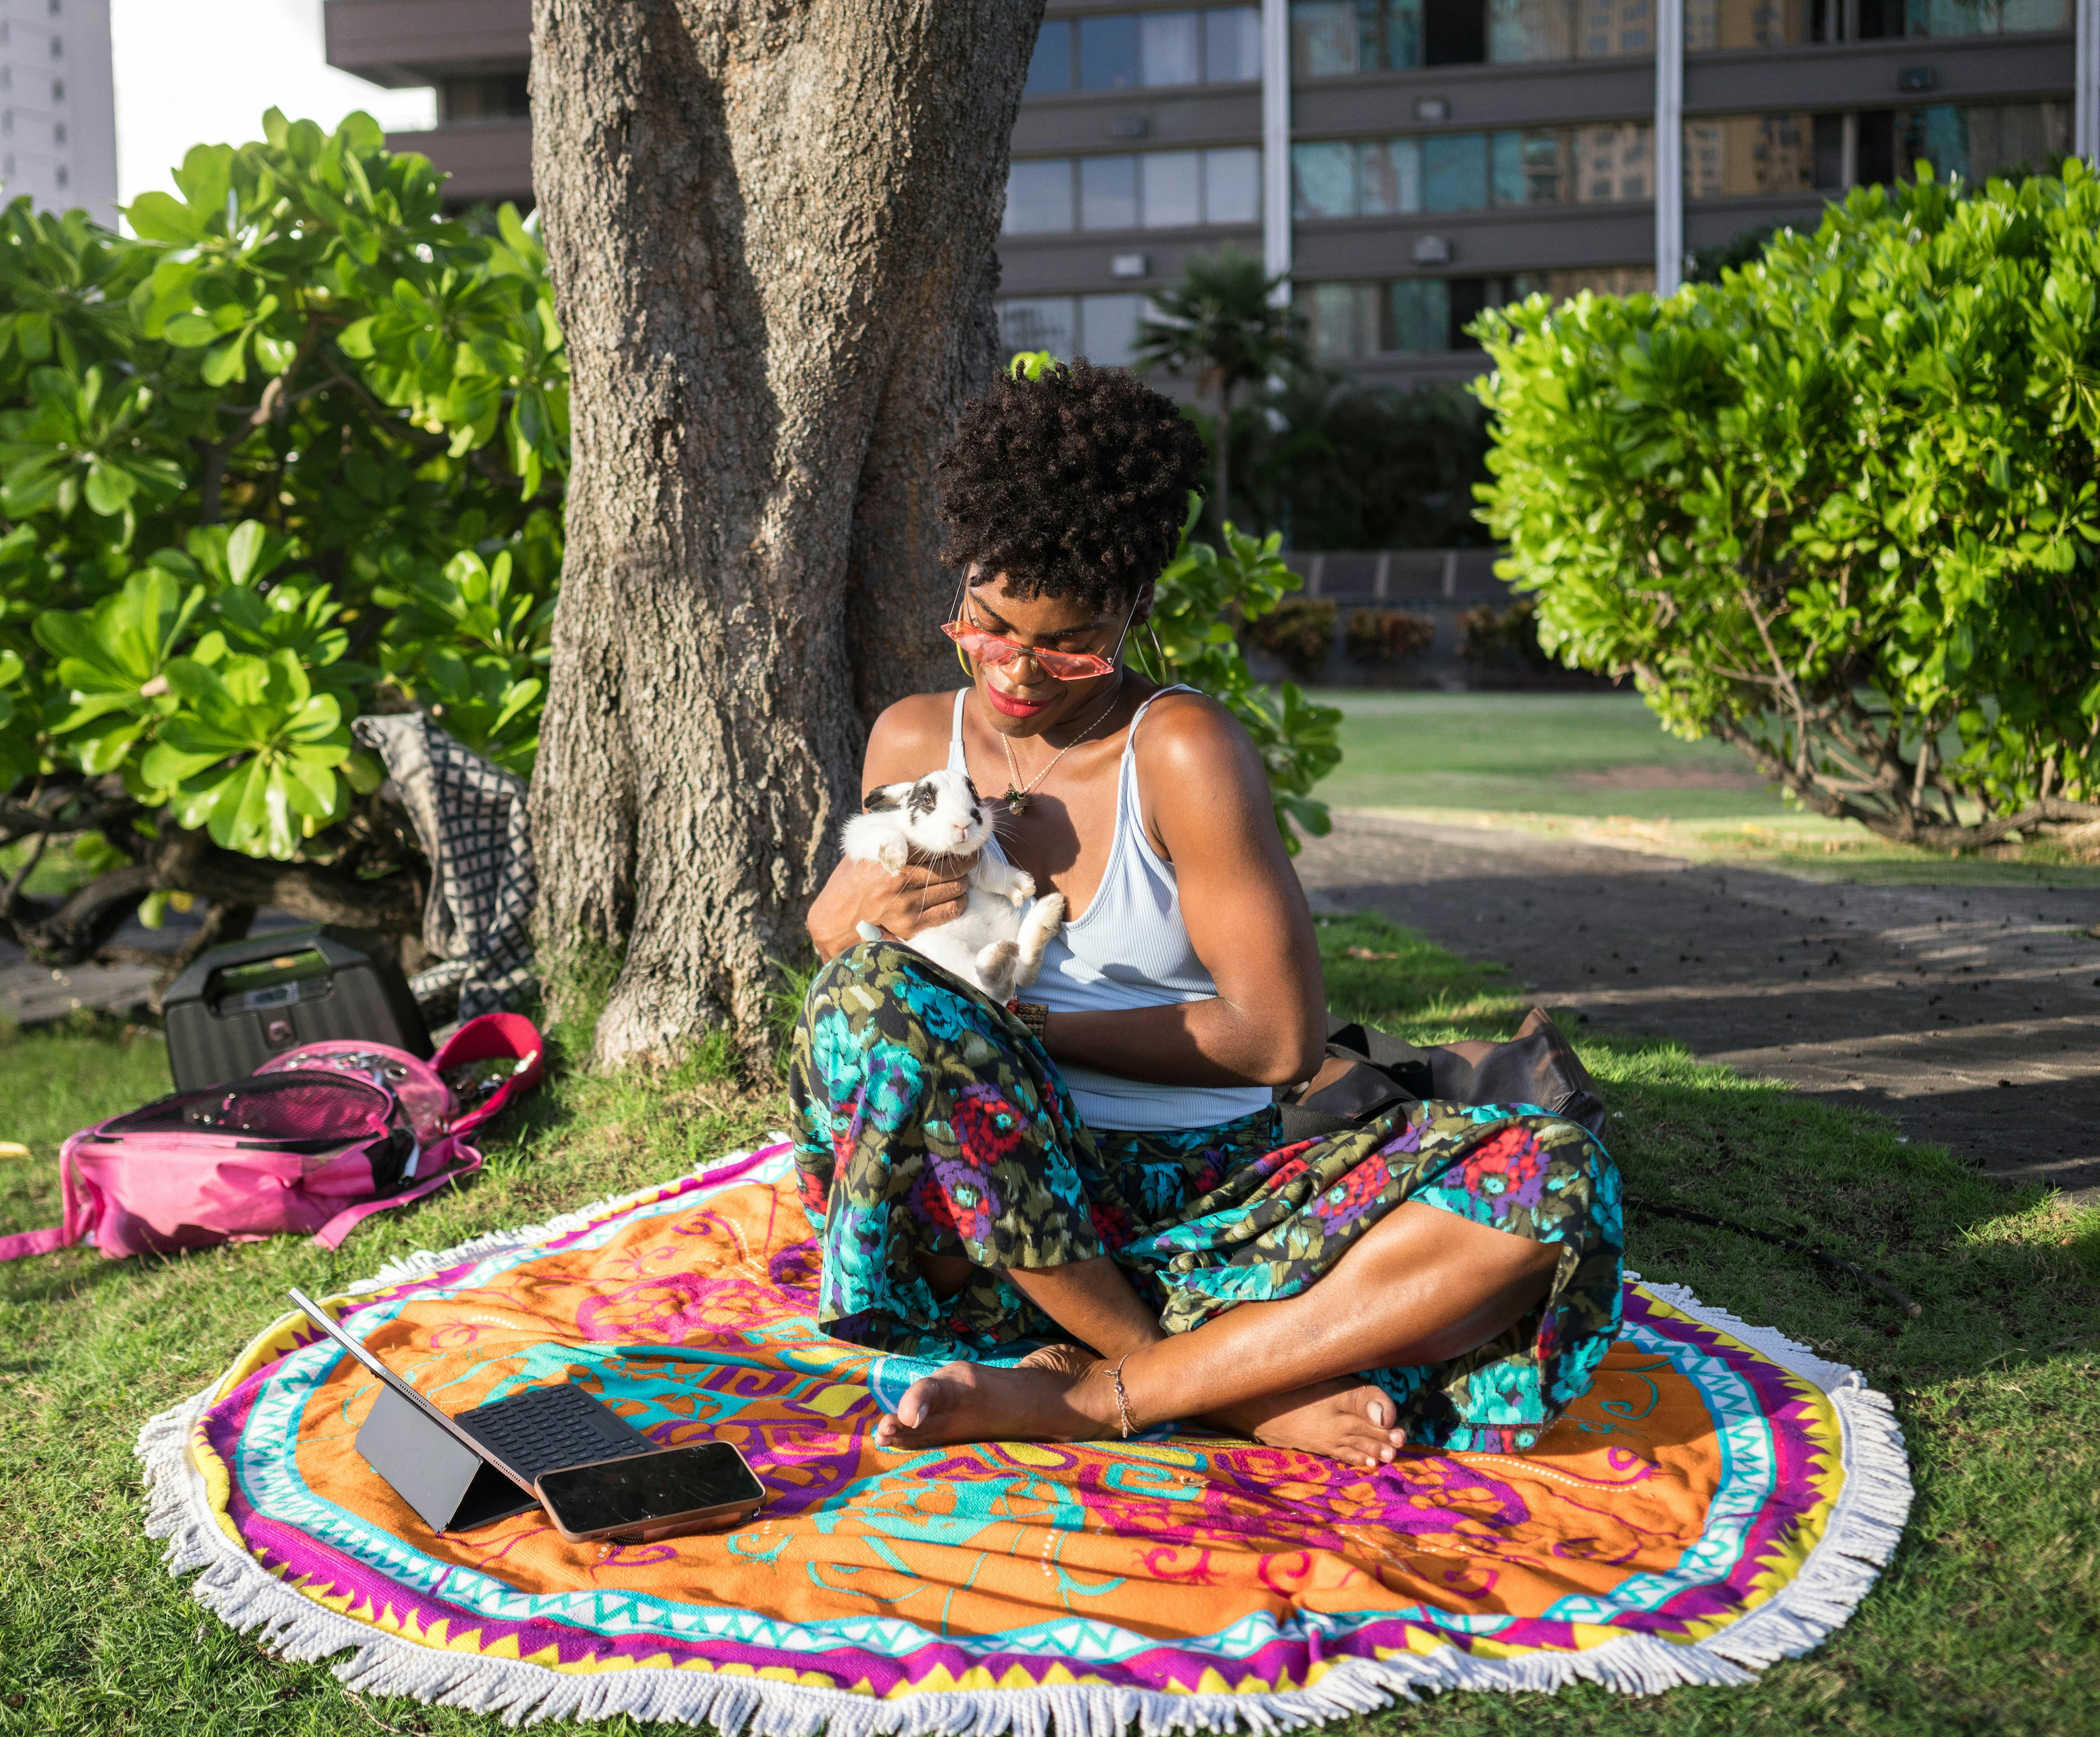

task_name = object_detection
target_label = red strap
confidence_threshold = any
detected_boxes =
[0,1143,94,1262]
[311,1140,484,1251]
[0,1224,72,1261]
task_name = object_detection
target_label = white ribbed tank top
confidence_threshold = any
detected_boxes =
[950,687,1273,1134]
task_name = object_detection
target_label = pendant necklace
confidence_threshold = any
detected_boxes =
[998,678,1124,815]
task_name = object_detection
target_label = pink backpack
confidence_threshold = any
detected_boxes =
[0,1013,542,1262]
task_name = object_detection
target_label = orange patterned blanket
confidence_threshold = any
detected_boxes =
[141,1144,1912,1731]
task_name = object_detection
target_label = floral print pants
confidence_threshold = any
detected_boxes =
[787,941,1624,1453]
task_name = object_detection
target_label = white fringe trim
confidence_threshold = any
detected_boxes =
[135,1201,1914,1731]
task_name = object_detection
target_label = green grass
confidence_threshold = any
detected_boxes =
[2,922,2096,1735]
[1324,691,2100,887]
[1322,692,1789,821]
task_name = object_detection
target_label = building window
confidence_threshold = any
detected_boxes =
[1079,14,1140,88]
[1894,100,2070,179]
[1422,134,1489,209]
[1004,148,1262,235]
[1688,0,2070,45]
[1026,19,1074,94]
[1491,0,1655,61]
[1001,296,1076,358]
[997,292,1156,367]
[1295,0,1653,70]
[1141,11,1202,85]
[55,164,65,188]
[1203,7,1263,79]
[1895,0,2071,33]
[1290,1,1425,73]
[50,78,61,100]
[1683,112,1815,196]
[1293,125,1649,217]
[1205,146,1262,221]
[1027,9,1261,95]
[1686,101,2066,194]
[1292,140,1356,218]
[1080,154,1140,228]
[1142,151,1202,227]
[53,121,64,144]
[438,73,530,124]
[1297,267,1657,357]
[1006,158,1076,233]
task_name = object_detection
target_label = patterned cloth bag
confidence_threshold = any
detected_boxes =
[0,1013,541,1262]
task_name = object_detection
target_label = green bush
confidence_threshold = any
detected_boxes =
[1242,372,1493,551]
[1343,607,1435,664]
[0,111,565,959]
[1242,598,1336,681]
[1458,599,1551,672]
[1476,164,2100,850]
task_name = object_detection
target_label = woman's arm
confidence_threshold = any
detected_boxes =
[1040,695,1326,1088]
[805,695,977,960]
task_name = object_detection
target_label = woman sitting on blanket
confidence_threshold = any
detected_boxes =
[790,361,1622,1466]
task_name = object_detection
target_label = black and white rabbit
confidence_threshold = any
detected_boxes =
[842,769,1065,1003]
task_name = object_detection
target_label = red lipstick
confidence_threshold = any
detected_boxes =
[985,683,1050,719]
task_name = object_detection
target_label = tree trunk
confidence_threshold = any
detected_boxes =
[529,0,1042,1068]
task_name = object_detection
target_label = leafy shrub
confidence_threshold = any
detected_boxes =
[1241,372,1493,551]
[1476,165,2100,850]
[1344,608,1435,663]
[1243,598,1336,681]
[0,111,565,964]
[1458,600,1551,672]
[1134,505,1342,851]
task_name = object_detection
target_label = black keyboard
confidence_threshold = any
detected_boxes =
[456,1381,655,1481]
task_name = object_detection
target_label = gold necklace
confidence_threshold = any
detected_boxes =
[996,679,1124,815]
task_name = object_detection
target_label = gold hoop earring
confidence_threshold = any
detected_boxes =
[956,644,974,679]
[1147,623,1167,672]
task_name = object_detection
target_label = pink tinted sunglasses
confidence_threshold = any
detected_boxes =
[939,620,1117,680]
[940,594,1140,682]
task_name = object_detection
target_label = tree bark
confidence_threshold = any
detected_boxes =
[529,0,1040,1067]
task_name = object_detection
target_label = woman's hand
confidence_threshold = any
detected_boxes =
[806,852,977,960]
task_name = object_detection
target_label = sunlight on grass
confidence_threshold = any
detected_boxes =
[1324,692,2100,889]
[0,917,2093,1734]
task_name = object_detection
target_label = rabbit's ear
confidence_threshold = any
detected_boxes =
[863,784,903,813]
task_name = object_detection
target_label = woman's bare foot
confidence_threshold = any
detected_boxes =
[1198,1378,1409,1469]
[873,1349,1119,1450]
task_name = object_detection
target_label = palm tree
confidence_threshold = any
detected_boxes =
[1132,249,1309,532]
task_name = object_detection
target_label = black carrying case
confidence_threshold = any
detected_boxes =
[1276,1007,1606,1141]
[162,926,431,1092]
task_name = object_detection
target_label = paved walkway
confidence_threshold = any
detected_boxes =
[1296,812,2100,1203]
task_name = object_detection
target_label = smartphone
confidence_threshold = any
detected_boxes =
[534,1442,766,1544]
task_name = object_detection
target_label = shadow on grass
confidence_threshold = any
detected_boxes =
[1316,912,2100,1381]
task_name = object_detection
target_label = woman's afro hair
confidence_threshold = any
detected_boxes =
[936,360,1206,612]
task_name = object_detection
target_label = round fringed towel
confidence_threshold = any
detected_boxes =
[139,1143,1913,1732]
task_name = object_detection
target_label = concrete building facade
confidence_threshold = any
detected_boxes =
[1,0,115,221]
[323,0,2077,389]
